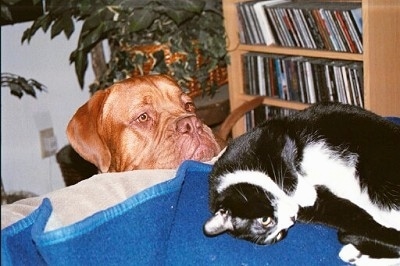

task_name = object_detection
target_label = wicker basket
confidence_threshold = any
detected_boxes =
[125,44,228,97]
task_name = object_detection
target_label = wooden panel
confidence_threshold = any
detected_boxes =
[363,0,400,116]
[223,0,246,136]
[239,45,363,61]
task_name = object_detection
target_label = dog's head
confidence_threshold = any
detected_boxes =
[67,75,221,173]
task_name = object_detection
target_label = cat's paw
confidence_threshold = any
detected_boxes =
[339,244,362,264]
[339,244,400,266]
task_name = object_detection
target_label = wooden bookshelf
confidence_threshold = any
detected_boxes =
[222,0,400,137]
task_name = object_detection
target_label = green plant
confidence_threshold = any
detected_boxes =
[1,72,47,98]
[2,0,228,95]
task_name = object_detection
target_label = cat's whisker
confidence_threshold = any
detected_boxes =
[234,186,248,202]
[251,234,264,245]
[279,160,285,189]
[262,189,271,202]
[268,155,281,187]
[275,163,287,192]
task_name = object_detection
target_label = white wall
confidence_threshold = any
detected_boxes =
[1,22,94,195]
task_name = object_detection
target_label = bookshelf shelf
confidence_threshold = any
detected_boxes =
[239,44,363,61]
[239,93,310,109]
[223,0,400,137]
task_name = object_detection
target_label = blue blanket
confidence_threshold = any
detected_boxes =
[2,160,344,265]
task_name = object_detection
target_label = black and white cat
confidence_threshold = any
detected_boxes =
[203,102,400,265]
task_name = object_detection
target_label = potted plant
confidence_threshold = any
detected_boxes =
[2,0,228,96]
[2,0,230,186]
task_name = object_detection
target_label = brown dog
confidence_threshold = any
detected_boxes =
[67,75,221,173]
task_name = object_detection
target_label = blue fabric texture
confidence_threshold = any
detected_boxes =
[1,204,48,266]
[2,168,184,266]
[1,160,344,266]
[387,116,400,125]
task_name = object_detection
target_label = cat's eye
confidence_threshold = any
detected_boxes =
[260,216,273,226]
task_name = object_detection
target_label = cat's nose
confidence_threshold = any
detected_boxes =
[290,216,296,222]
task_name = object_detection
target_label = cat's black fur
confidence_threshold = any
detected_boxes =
[204,102,400,264]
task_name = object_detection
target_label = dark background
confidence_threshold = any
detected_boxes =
[1,0,43,25]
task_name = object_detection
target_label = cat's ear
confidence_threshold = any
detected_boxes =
[203,209,233,236]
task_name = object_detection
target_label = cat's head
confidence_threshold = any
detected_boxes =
[203,170,298,245]
[204,122,300,245]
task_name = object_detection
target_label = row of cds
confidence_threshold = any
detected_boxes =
[243,52,364,107]
[237,0,363,53]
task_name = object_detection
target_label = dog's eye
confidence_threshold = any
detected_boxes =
[185,102,196,112]
[137,113,149,122]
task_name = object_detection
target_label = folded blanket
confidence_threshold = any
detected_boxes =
[1,169,177,230]
[1,161,343,265]
[1,169,177,265]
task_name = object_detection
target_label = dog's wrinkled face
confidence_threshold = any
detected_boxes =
[67,75,221,173]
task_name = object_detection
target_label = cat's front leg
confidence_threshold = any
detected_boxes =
[338,230,400,258]
[339,243,400,266]
[338,231,400,265]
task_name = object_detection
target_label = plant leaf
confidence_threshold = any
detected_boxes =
[163,0,204,13]
[2,0,24,5]
[159,0,204,25]
[2,73,46,99]
[48,0,73,15]
[28,79,47,92]
[51,13,74,39]
[81,9,104,33]
[71,50,88,88]
[20,81,37,98]
[63,15,75,38]
[152,50,169,73]
[21,14,50,43]
[128,9,156,32]
[9,83,23,98]
[164,9,194,25]
[78,23,105,51]
[120,0,152,9]
[1,5,13,21]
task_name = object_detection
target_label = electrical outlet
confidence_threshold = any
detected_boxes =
[39,128,58,158]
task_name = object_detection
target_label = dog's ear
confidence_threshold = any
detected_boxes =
[67,90,111,173]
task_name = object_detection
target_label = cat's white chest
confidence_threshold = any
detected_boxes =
[297,141,360,203]
[296,141,400,230]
